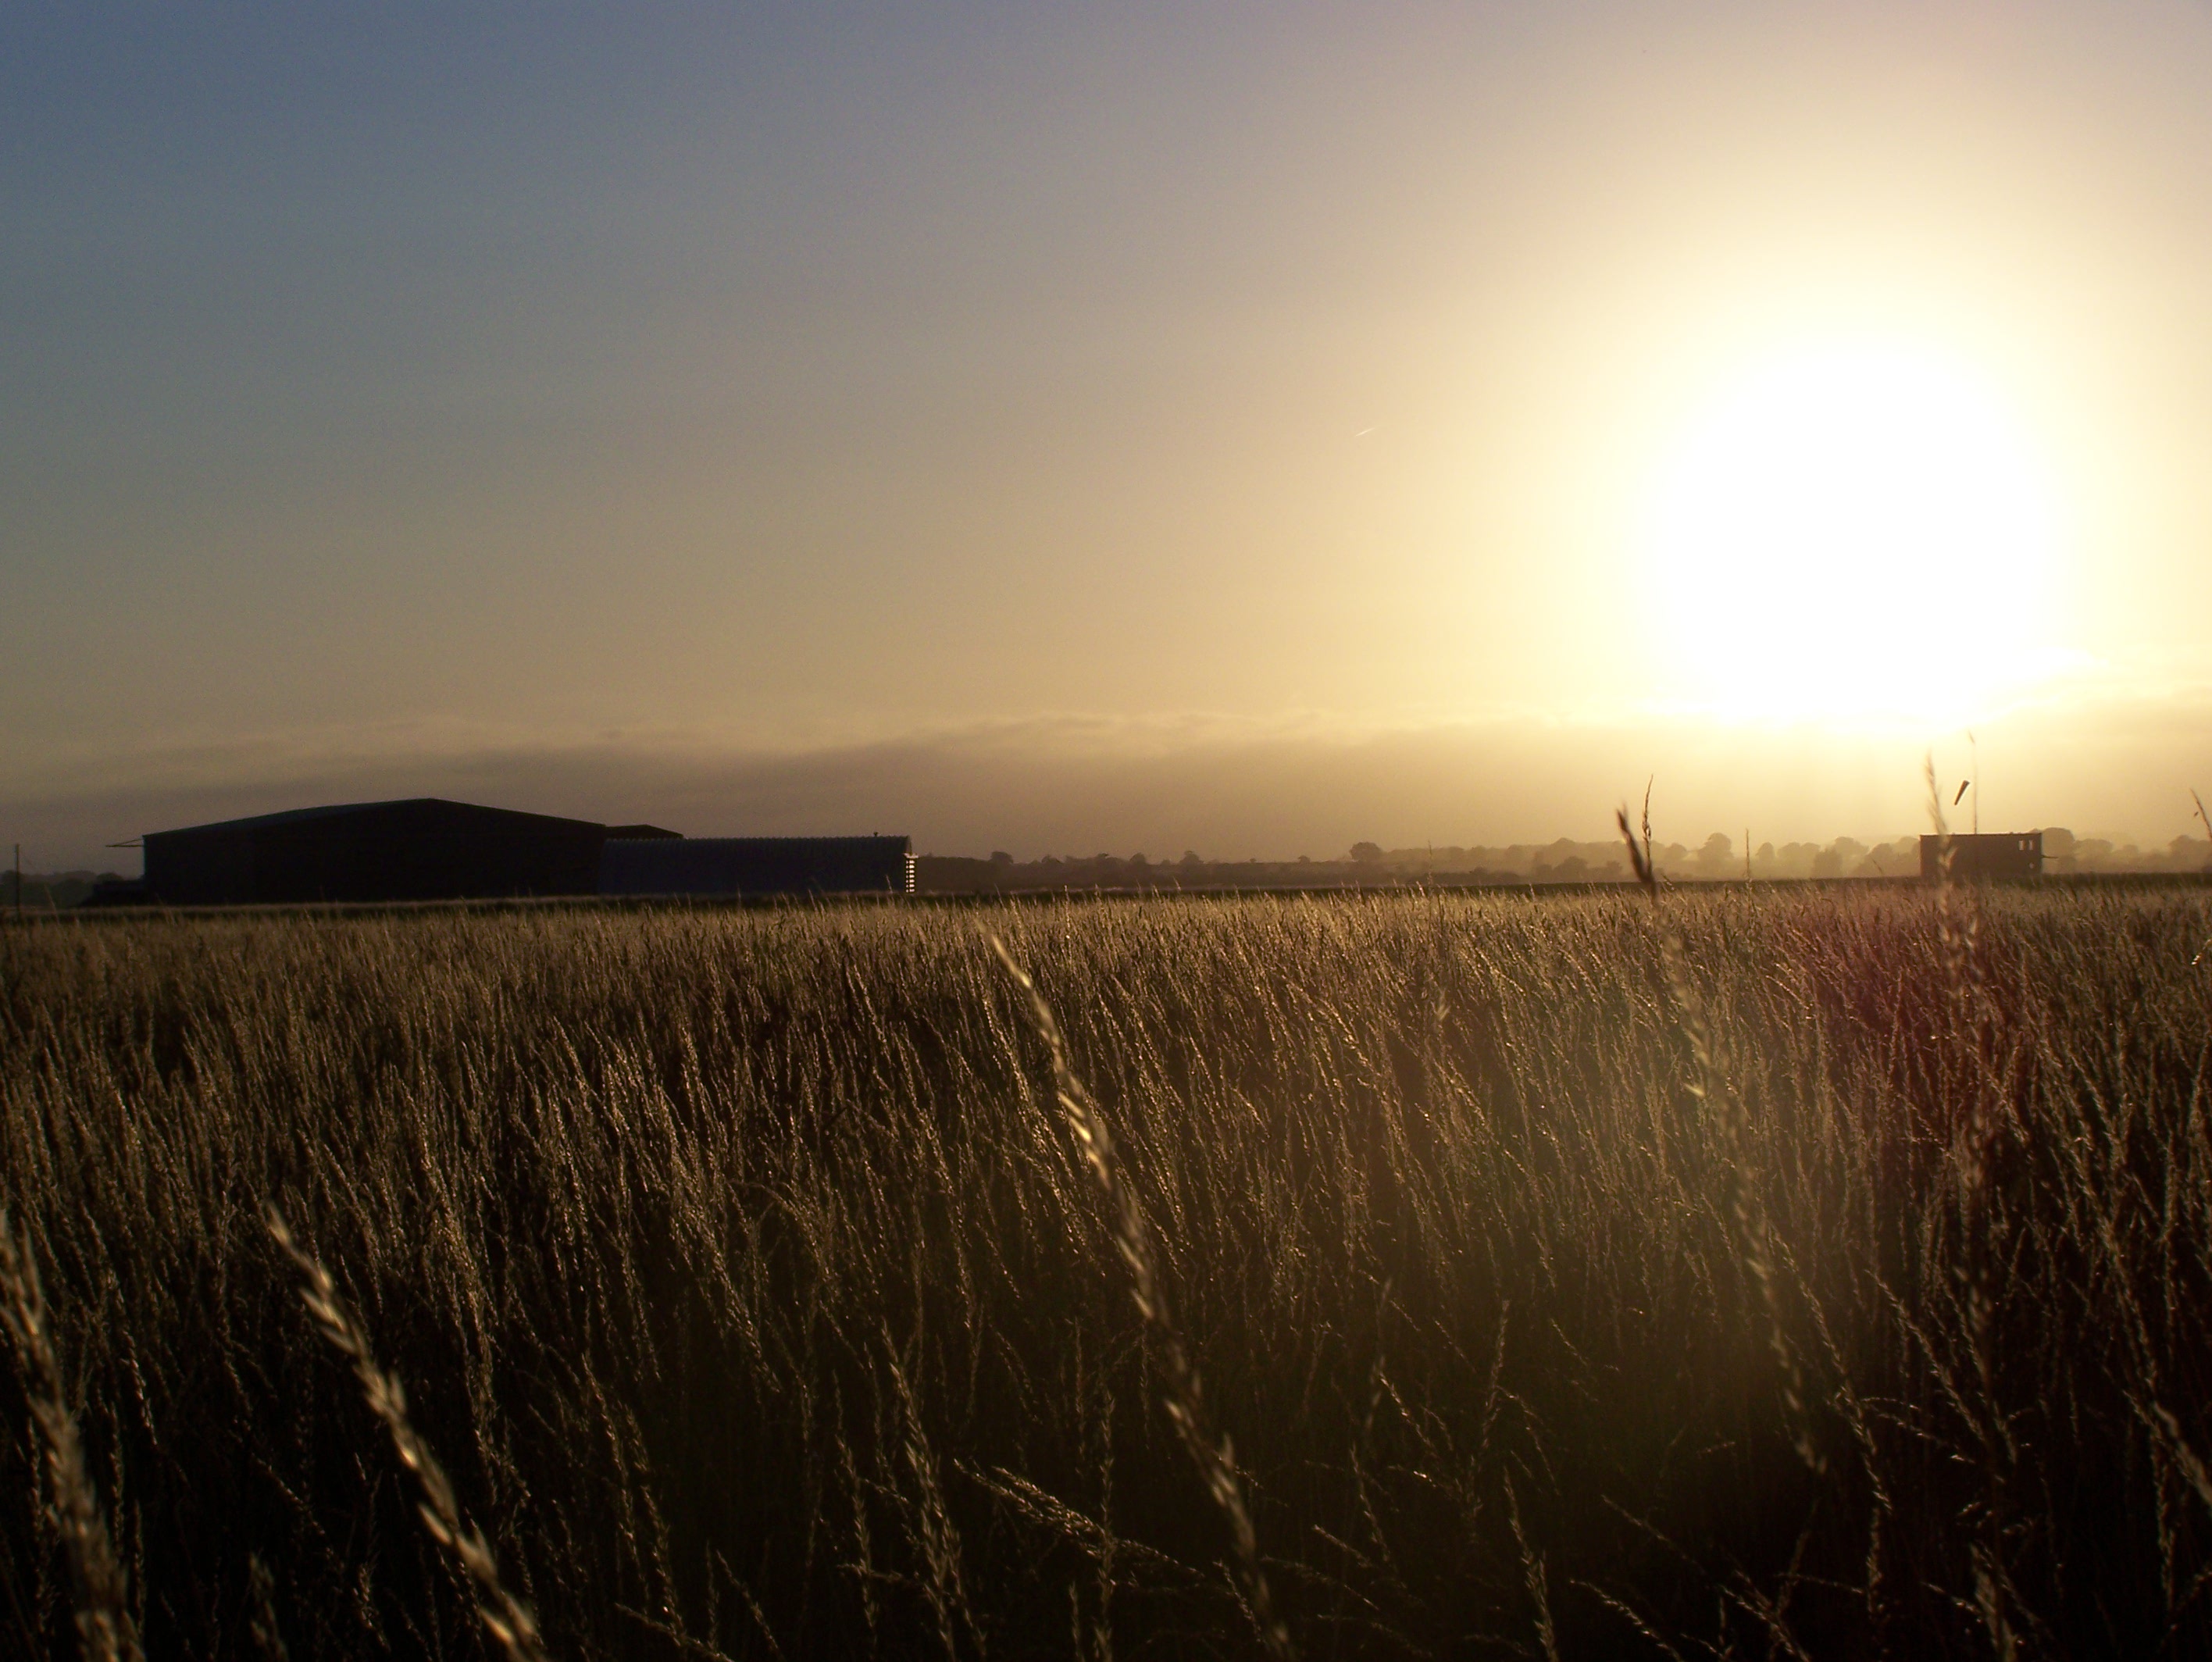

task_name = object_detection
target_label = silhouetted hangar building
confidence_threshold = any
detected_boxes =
[141,799,913,905]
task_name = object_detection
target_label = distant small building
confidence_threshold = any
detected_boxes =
[137,798,914,905]
[1920,832,2043,883]
[600,836,914,897]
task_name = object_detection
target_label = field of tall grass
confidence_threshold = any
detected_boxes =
[2,883,2209,1659]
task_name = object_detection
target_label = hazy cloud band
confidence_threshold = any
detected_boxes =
[10,692,2209,871]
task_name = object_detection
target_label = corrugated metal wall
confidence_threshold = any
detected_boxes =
[600,836,914,896]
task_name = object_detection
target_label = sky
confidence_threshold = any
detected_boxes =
[6,2,2210,865]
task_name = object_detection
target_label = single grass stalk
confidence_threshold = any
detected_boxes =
[2196,790,2212,961]
[1924,756,2019,1662]
[0,1209,144,1662]
[883,1331,976,1661]
[265,1206,553,1662]
[1504,1473,1561,1662]
[991,935,1294,1660]
[1617,795,1825,1478]
[246,1551,290,1662]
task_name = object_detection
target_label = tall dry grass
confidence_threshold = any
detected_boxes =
[0,885,2208,1657]
[266,1206,552,1662]
[993,934,1291,1658]
[0,1211,144,1662]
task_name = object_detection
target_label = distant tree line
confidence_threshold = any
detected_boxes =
[0,870,127,912]
[2039,827,2212,874]
[918,829,2211,893]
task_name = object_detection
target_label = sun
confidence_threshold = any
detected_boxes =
[1637,338,2067,726]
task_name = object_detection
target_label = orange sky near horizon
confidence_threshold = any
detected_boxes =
[5,3,2210,864]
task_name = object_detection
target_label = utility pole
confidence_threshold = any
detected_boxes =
[12,844,20,921]
[1744,828,1752,883]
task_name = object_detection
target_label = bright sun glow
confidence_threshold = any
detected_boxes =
[1639,339,2068,726]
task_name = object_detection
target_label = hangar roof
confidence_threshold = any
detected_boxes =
[146,798,608,839]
